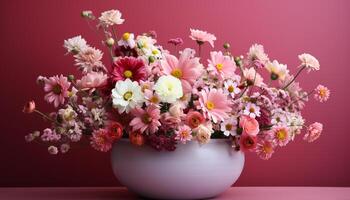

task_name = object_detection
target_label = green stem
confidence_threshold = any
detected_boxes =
[34,110,57,124]
[288,89,316,106]
[283,65,305,90]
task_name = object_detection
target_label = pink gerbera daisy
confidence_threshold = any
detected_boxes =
[160,48,204,93]
[207,51,236,80]
[189,29,216,47]
[175,125,192,144]
[314,85,330,103]
[129,104,161,134]
[44,75,71,107]
[269,126,290,146]
[90,129,113,152]
[197,88,231,123]
[256,138,275,160]
[111,57,147,82]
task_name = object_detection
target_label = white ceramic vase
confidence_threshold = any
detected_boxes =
[111,139,245,200]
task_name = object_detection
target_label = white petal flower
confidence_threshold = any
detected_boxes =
[154,75,183,103]
[243,102,261,118]
[63,36,88,54]
[224,80,241,98]
[298,53,320,72]
[99,9,125,27]
[112,79,144,114]
[247,44,269,64]
[117,32,136,48]
[220,117,238,136]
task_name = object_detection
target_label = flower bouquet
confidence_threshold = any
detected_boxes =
[23,9,330,199]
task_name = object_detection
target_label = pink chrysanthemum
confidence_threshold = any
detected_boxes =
[314,85,330,103]
[44,75,71,107]
[256,139,275,160]
[90,129,113,152]
[197,88,231,123]
[270,126,290,146]
[175,125,192,144]
[303,122,323,143]
[160,48,203,93]
[77,72,108,90]
[207,51,237,80]
[130,104,161,134]
[74,47,106,74]
[189,29,216,47]
[111,57,147,82]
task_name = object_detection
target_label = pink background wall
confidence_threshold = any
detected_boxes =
[1,0,349,187]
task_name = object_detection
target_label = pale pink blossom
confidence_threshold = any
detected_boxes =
[90,129,112,152]
[168,38,183,46]
[314,85,330,103]
[77,72,108,90]
[74,47,106,74]
[60,144,70,154]
[190,29,216,47]
[303,122,323,142]
[197,88,231,123]
[41,128,61,142]
[48,146,58,155]
[239,115,260,136]
[130,104,161,134]
[256,139,275,160]
[160,48,204,93]
[298,53,320,72]
[44,75,71,107]
[207,51,237,80]
[98,9,124,27]
[194,123,213,144]
[246,44,269,68]
[175,125,192,144]
[243,67,264,86]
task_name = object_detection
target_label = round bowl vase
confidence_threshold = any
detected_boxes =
[111,139,245,200]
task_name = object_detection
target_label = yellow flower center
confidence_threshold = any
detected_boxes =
[122,32,130,41]
[123,70,133,78]
[171,68,183,79]
[225,124,233,131]
[216,63,223,71]
[249,107,255,113]
[263,144,273,153]
[123,91,133,101]
[152,49,159,55]
[150,96,159,103]
[181,130,190,137]
[228,85,234,93]
[142,114,152,124]
[319,89,326,97]
[206,101,215,110]
[276,129,287,141]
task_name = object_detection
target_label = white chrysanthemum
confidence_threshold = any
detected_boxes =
[298,53,320,72]
[220,118,238,136]
[265,60,289,81]
[112,79,144,114]
[154,75,183,103]
[243,67,264,86]
[136,35,156,49]
[223,80,241,98]
[63,36,88,54]
[243,102,261,118]
[247,44,269,63]
[99,9,125,27]
[270,108,287,125]
[287,112,304,140]
[118,32,136,48]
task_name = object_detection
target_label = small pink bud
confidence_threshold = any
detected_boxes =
[23,100,36,113]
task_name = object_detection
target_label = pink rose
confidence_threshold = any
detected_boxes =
[303,122,323,143]
[239,115,259,136]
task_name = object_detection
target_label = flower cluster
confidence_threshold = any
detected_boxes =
[23,9,330,159]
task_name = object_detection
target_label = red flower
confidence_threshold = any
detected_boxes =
[239,133,257,152]
[111,57,147,82]
[107,121,123,141]
[129,131,145,146]
[186,111,205,128]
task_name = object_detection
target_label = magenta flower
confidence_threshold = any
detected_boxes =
[197,88,231,123]
[90,129,113,152]
[111,57,147,82]
[130,104,161,134]
[160,48,204,93]
[207,51,237,80]
[304,122,323,143]
[168,38,183,46]
[269,126,290,146]
[44,75,71,107]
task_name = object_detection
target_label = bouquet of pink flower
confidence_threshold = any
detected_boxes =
[23,9,330,160]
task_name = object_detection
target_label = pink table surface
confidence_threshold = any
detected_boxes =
[0,187,349,200]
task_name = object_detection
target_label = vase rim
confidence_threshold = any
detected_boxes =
[117,138,232,144]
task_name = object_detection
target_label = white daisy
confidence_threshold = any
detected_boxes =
[154,75,183,103]
[298,53,320,72]
[247,44,269,64]
[270,108,287,125]
[118,32,136,49]
[243,102,261,118]
[220,118,238,136]
[98,9,124,27]
[63,35,88,54]
[224,80,241,98]
[112,79,144,114]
